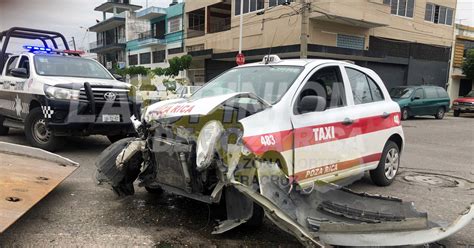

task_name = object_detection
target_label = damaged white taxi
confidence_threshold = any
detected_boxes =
[96,55,473,247]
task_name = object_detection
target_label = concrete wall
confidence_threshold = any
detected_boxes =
[184,0,456,52]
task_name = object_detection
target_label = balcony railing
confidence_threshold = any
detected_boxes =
[187,24,205,38]
[89,37,126,50]
[137,30,164,41]
[208,18,231,33]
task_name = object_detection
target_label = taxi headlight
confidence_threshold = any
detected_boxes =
[196,121,224,171]
[44,85,80,100]
[453,102,459,105]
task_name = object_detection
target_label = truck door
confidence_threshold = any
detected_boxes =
[290,65,357,187]
[0,55,30,119]
[0,55,20,117]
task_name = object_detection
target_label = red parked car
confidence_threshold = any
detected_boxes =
[453,90,474,117]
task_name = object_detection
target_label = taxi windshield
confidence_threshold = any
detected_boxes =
[465,90,474,97]
[190,66,304,104]
[34,55,113,79]
[390,87,414,99]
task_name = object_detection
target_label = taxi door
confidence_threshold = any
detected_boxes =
[290,64,359,186]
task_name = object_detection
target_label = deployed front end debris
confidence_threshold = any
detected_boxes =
[232,162,474,247]
[0,142,79,233]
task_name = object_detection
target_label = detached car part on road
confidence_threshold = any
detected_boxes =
[0,27,140,151]
[97,56,473,247]
[0,141,79,234]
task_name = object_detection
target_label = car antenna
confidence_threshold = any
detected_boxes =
[265,25,278,65]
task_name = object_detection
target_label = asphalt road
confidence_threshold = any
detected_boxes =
[0,114,473,247]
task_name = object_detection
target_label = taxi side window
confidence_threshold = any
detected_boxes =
[346,68,384,105]
[5,56,19,76]
[18,56,30,77]
[413,89,424,99]
[296,66,346,114]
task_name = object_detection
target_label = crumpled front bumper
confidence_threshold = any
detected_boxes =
[231,162,473,247]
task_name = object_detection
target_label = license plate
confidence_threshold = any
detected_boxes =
[102,114,120,122]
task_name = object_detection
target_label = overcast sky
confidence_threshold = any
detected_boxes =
[0,0,473,52]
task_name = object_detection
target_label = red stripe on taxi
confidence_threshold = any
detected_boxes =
[243,112,400,155]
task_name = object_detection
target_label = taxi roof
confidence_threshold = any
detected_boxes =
[239,56,353,68]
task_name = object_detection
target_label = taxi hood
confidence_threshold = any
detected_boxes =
[143,92,270,122]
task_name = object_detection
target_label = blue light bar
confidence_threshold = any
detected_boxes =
[23,45,53,52]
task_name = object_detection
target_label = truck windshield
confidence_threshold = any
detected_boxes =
[390,87,413,99]
[34,55,113,79]
[190,66,304,104]
[465,90,474,97]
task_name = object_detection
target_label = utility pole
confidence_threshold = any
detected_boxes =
[238,0,244,55]
[300,0,309,59]
[71,36,77,50]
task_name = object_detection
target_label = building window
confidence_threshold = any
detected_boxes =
[336,34,365,50]
[168,47,184,55]
[269,0,294,7]
[152,50,165,63]
[388,0,414,18]
[425,3,453,25]
[186,44,205,52]
[139,53,151,64]
[129,55,138,66]
[168,17,182,33]
[235,0,264,15]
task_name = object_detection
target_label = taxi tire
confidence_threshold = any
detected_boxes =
[107,135,129,144]
[370,141,399,187]
[24,108,62,152]
[0,115,9,135]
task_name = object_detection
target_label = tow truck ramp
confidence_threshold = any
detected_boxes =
[233,162,473,247]
[0,142,78,233]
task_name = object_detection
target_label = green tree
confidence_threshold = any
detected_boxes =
[152,55,192,78]
[462,49,474,79]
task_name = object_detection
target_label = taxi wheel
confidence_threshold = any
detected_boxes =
[145,186,163,195]
[25,108,63,152]
[107,135,130,144]
[370,141,400,187]
[435,107,445,119]
[453,110,461,117]
[0,115,9,135]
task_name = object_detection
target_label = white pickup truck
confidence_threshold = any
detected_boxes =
[0,27,140,151]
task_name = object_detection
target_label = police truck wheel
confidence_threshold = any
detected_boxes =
[435,107,445,119]
[25,108,62,152]
[0,115,9,136]
[401,108,409,120]
[453,110,460,117]
[370,141,400,186]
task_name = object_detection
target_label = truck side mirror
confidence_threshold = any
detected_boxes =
[299,96,326,114]
[113,74,124,82]
[10,68,28,78]
[412,96,421,101]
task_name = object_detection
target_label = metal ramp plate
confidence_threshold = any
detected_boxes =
[0,142,78,233]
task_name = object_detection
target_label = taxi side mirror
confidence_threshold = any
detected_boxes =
[10,68,28,78]
[412,96,421,101]
[299,96,326,114]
